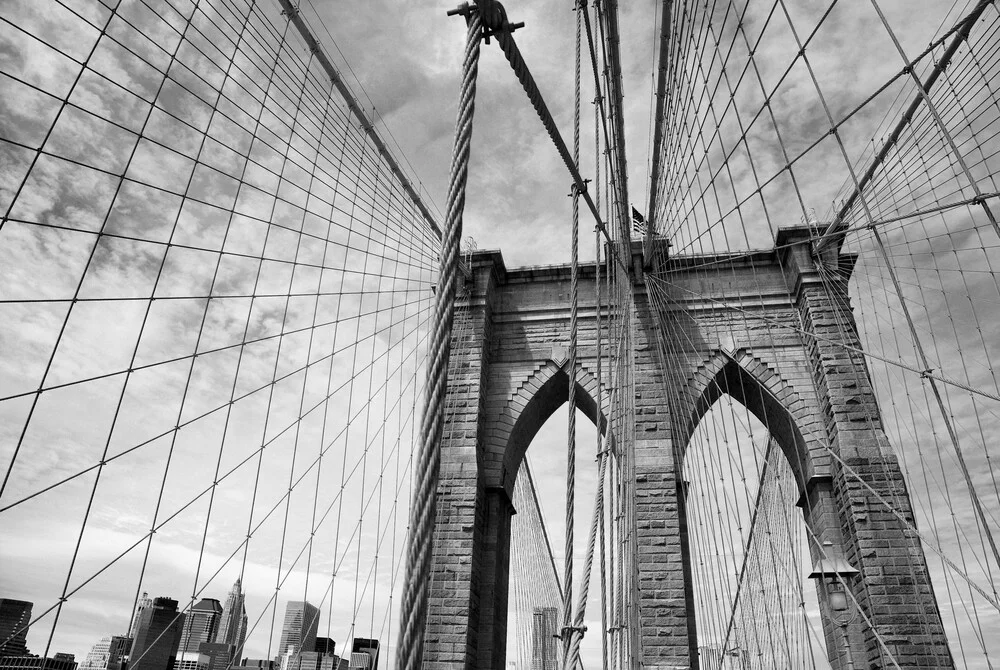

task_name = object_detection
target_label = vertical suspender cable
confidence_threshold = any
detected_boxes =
[595,48,610,666]
[395,9,482,670]
[562,1,583,666]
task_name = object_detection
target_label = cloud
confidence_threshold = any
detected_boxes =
[2,0,1000,668]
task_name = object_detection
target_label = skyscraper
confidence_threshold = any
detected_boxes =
[129,598,185,670]
[79,636,131,670]
[530,607,558,670]
[179,600,222,655]
[276,603,318,657]
[0,599,32,656]
[130,593,153,639]
[214,581,247,657]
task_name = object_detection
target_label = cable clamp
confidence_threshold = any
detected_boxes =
[281,6,300,18]
[448,3,523,43]
[569,180,590,197]
[556,625,588,640]
[920,368,935,379]
[446,2,474,17]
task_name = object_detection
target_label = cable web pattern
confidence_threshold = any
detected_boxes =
[646,0,1000,667]
[1,0,437,667]
[4,0,1000,668]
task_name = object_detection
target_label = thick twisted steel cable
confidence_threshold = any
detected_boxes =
[594,49,610,668]
[561,3,583,665]
[569,440,610,668]
[394,9,481,670]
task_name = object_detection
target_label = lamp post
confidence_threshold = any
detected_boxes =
[808,546,860,670]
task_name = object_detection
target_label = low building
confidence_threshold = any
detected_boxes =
[233,660,276,670]
[79,636,131,670]
[195,644,232,670]
[174,653,208,670]
[347,640,377,670]
[277,652,345,670]
[0,654,78,670]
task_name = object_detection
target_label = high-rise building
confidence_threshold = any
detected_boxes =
[347,640,377,670]
[214,581,246,660]
[0,600,32,656]
[530,607,558,670]
[79,636,130,670]
[179,600,222,655]
[130,594,153,640]
[129,598,185,670]
[276,603,318,657]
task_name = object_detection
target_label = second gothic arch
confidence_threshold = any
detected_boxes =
[676,349,827,493]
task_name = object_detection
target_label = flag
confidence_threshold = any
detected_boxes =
[631,206,647,237]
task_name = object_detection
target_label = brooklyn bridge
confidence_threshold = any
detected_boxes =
[1,0,1000,669]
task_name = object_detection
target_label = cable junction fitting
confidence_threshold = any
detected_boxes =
[447,1,523,43]
[569,179,590,197]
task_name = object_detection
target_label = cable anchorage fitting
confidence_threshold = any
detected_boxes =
[447,1,524,43]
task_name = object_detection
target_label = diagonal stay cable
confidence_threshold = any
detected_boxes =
[481,0,629,272]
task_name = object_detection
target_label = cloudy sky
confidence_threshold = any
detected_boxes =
[2,0,1000,668]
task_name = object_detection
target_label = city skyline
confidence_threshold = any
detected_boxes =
[2,588,380,670]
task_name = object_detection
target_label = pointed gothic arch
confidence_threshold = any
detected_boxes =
[677,349,827,493]
[489,358,610,495]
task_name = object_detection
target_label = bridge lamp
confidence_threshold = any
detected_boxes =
[809,549,861,670]
[808,554,859,614]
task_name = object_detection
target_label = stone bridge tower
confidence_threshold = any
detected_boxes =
[421,226,953,669]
